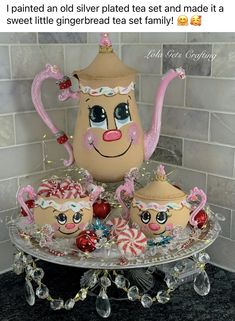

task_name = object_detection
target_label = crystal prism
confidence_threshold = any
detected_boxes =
[25,279,35,306]
[36,284,49,299]
[114,275,126,289]
[198,252,210,264]
[156,290,170,304]
[141,294,153,308]
[13,263,24,275]
[31,268,44,282]
[88,274,98,288]
[50,298,64,310]
[100,276,111,288]
[96,288,111,318]
[127,286,139,301]
[165,274,179,290]
[64,298,75,310]
[173,260,186,273]
[194,271,210,296]
[78,288,88,301]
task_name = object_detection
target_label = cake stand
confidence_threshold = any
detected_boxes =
[9,214,221,318]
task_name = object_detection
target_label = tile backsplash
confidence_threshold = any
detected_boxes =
[0,32,234,272]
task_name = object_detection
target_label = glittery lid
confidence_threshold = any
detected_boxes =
[73,33,137,88]
[134,165,186,203]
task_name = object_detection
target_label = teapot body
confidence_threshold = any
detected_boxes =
[73,91,144,182]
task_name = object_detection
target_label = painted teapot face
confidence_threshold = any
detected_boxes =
[73,92,144,182]
[34,196,92,238]
[130,198,190,238]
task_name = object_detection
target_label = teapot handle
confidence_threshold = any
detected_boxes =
[31,64,79,167]
[17,185,36,223]
[187,187,207,227]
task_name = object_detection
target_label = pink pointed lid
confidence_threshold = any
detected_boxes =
[73,33,137,88]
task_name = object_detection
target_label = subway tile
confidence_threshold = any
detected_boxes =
[163,45,212,76]
[212,44,235,77]
[39,33,87,44]
[0,80,34,113]
[137,103,152,131]
[0,33,36,44]
[67,107,78,136]
[44,140,69,170]
[208,175,235,209]
[207,237,235,272]
[87,33,119,43]
[140,32,186,43]
[11,45,64,79]
[0,46,10,79]
[0,209,18,242]
[15,110,66,144]
[187,32,235,43]
[186,78,235,112]
[210,113,235,147]
[0,115,15,147]
[141,75,185,106]
[64,44,119,74]
[121,33,139,43]
[162,107,209,141]
[0,240,15,272]
[0,144,43,180]
[232,211,235,240]
[122,45,161,74]
[184,141,234,177]
[151,136,182,165]
[209,204,231,239]
[19,169,62,190]
[0,179,18,211]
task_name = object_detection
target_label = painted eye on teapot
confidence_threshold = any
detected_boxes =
[156,211,168,224]
[73,212,83,224]
[56,213,67,225]
[114,102,131,129]
[140,210,151,224]
[89,105,108,130]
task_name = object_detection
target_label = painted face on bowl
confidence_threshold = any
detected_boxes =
[73,91,144,182]
[34,196,92,238]
[130,199,191,238]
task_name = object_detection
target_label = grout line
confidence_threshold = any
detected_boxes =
[211,43,214,77]
[12,114,16,145]
[233,151,235,178]
[208,112,211,142]
[0,206,18,214]
[209,202,233,212]
[181,138,184,167]
[8,45,13,80]
[183,74,187,107]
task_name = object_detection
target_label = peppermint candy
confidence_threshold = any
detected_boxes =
[116,228,147,257]
[106,218,129,237]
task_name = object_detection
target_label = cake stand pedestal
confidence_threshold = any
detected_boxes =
[9,214,221,318]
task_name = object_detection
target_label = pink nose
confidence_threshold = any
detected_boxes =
[149,223,160,231]
[103,130,122,142]
[65,223,76,230]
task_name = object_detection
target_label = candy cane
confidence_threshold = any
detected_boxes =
[187,187,207,227]
[144,67,185,160]
[17,185,36,223]
[31,64,78,166]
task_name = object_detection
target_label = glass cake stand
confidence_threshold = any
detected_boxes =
[9,215,221,318]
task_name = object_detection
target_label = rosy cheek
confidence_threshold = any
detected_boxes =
[52,223,60,231]
[166,223,173,231]
[128,123,140,144]
[78,222,86,231]
[83,128,98,150]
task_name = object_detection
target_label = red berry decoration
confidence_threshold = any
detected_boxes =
[93,199,111,220]
[192,209,208,229]
[57,133,68,144]
[20,199,35,217]
[58,77,72,90]
[76,230,98,253]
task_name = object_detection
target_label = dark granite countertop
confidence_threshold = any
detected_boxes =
[0,262,234,321]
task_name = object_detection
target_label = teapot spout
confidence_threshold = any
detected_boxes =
[144,68,185,160]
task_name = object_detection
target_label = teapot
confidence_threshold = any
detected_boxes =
[129,165,207,238]
[32,33,185,183]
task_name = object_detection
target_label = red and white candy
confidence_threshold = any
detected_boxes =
[106,217,129,237]
[116,228,147,257]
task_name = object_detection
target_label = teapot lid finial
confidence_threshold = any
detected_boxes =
[99,33,113,53]
[155,164,167,182]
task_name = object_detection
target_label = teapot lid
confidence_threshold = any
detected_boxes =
[134,165,186,202]
[73,33,137,88]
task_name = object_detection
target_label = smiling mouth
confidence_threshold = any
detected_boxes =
[91,139,133,158]
[153,229,166,236]
[58,227,80,235]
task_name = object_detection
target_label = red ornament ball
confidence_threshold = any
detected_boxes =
[75,230,98,253]
[93,199,111,220]
[20,199,35,217]
[57,133,68,144]
[192,209,208,229]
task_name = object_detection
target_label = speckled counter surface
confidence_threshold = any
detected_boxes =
[0,263,234,321]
